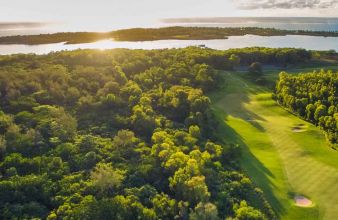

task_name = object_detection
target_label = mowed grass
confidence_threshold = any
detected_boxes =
[209,69,338,219]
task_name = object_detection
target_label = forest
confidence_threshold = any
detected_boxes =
[0,26,337,45]
[0,47,323,219]
[276,70,338,148]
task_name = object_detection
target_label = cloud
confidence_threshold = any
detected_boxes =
[0,22,48,30]
[235,0,338,9]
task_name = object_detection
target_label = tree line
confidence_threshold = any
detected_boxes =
[275,70,338,148]
[0,26,337,45]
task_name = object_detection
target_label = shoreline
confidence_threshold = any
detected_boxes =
[0,26,337,45]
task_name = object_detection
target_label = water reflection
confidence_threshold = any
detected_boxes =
[0,35,337,55]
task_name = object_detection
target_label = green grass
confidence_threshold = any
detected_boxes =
[209,68,338,220]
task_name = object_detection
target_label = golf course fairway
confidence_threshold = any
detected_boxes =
[209,71,338,220]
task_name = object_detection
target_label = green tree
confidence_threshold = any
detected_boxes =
[91,163,125,194]
[189,125,201,139]
[0,111,12,134]
[314,104,327,121]
[234,201,267,220]
[190,202,219,220]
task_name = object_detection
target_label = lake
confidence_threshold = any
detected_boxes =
[1,17,337,55]
[0,35,337,55]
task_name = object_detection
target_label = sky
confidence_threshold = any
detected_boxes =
[0,0,337,31]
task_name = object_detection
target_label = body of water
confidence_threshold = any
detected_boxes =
[0,18,337,55]
[0,35,336,55]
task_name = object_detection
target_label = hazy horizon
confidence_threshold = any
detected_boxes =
[0,17,337,35]
[1,0,337,32]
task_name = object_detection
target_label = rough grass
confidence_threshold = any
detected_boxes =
[209,69,338,220]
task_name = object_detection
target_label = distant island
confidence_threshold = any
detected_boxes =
[161,17,338,25]
[0,26,337,45]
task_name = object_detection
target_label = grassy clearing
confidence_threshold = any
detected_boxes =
[209,68,338,219]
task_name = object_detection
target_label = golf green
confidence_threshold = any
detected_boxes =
[209,70,338,219]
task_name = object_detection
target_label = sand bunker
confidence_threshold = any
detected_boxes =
[294,195,313,207]
[292,123,307,133]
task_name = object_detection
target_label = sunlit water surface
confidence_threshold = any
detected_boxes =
[0,35,337,55]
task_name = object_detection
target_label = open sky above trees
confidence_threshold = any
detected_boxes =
[0,0,337,31]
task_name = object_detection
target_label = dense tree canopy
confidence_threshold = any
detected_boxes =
[276,70,338,148]
[0,47,316,219]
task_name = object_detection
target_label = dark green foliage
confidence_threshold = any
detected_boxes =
[226,47,312,65]
[0,48,280,219]
[276,70,338,148]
